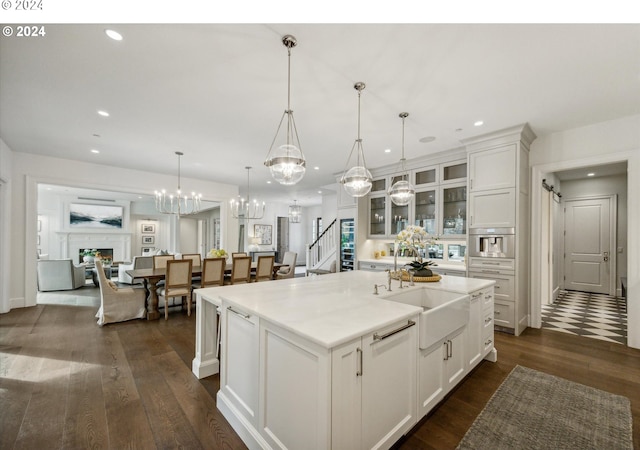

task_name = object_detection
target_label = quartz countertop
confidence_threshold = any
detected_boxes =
[196,270,492,349]
[359,257,466,272]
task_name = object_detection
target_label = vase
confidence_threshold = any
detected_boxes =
[83,255,94,264]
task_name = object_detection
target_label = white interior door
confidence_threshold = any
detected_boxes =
[563,196,615,295]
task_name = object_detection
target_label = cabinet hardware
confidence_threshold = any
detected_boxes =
[482,262,501,266]
[494,285,501,289]
[485,317,492,324]
[372,320,416,342]
[472,292,482,299]
[603,251,609,262]
[227,306,251,320]
[485,339,493,346]
[485,294,492,299]
[356,347,363,376]
[481,270,500,274]
[443,341,449,361]
[495,311,501,315]
[448,339,453,359]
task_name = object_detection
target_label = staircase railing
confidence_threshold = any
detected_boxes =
[306,218,337,271]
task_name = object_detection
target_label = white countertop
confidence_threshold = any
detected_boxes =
[196,270,492,349]
[359,257,466,272]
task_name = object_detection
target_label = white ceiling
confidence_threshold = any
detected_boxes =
[2,24,639,205]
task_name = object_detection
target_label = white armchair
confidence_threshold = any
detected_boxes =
[37,259,86,291]
[117,256,153,284]
[275,252,297,280]
[95,261,146,326]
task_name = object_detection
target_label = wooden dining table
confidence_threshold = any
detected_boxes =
[127,261,285,320]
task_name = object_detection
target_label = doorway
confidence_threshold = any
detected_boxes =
[563,195,616,295]
[276,217,289,263]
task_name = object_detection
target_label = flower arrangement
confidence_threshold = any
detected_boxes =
[396,225,437,251]
[207,248,228,258]
[81,248,98,257]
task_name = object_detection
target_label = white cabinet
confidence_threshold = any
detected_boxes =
[220,305,260,427]
[469,188,516,229]
[468,144,516,192]
[332,318,418,450]
[466,287,495,369]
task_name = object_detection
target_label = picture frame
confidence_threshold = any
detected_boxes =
[141,224,155,233]
[142,236,155,244]
[254,224,272,245]
[69,203,123,229]
[142,247,155,256]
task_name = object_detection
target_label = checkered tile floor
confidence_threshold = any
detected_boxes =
[541,290,627,345]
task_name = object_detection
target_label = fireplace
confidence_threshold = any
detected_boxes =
[78,248,113,264]
[58,231,132,264]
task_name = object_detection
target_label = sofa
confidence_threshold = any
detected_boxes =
[117,256,153,284]
[37,259,86,291]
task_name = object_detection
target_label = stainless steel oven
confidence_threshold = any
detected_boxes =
[469,228,515,258]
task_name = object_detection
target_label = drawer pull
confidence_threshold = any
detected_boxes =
[485,339,493,346]
[485,317,492,324]
[472,292,482,299]
[482,270,500,274]
[495,311,501,315]
[227,306,251,320]
[485,294,492,299]
[356,348,363,377]
[373,320,416,342]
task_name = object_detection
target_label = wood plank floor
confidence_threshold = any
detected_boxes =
[1,302,639,449]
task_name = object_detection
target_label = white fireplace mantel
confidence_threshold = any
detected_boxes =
[56,231,133,263]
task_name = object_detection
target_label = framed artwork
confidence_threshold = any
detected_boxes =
[142,247,155,256]
[254,224,272,245]
[142,236,155,244]
[141,224,155,233]
[70,203,123,229]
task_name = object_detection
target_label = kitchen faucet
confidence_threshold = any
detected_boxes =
[373,284,387,295]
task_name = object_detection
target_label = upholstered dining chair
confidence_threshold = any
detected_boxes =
[153,254,175,269]
[252,255,274,282]
[226,256,252,285]
[157,259,192,320]
[231,252,247,259]
[182,253,201,267]
[190,257,226,316]
[275,251,297,280]
[94,260,146,326]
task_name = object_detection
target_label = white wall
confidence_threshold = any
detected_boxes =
[0,139,12,313]
[530,114,640,349]
[4,149,238,310]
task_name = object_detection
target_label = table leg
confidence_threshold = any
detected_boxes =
[146,276,161,320]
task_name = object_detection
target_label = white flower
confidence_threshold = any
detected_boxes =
[396,225,436,249]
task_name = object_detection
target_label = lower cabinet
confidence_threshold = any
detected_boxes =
[466,287,495,368]
[332,318,418,450]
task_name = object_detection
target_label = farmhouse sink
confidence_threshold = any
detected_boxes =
[382,288,470,349]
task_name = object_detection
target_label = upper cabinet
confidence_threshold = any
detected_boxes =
[469,144,516,192]
[367,159,467,238]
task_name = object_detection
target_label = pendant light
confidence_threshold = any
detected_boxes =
[154,151,202,216]
[388,112,415,206]
[264,34,306,186]
[230,166,265,220]
[288,200,301,223]
[340,82,372,198]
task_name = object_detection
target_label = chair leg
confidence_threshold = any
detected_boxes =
[165,297,169,320]
[188,291,193,317]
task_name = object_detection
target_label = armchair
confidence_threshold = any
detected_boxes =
[117,256,153,284]
[275,251,297,280]
[37,259,86,291]
[95,260,146,326]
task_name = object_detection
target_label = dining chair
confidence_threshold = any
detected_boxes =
[182,253,202,267]
[157,259,192,320]
[226,256,252,285]
[252,255,274,282]
[94,260,146,326]
[275,251,297,280]
[153,254,175,269]
[231,252,247,259]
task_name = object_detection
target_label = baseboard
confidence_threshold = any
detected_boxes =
[217,391,270,450]
[9,297,26,310]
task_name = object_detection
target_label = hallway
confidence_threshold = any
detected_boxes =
[541,290,627,345]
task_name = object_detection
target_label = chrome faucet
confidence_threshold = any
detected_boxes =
[385,269,393,292]
[373,284,387,295]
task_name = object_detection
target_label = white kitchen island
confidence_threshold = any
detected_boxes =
[193,270,496,450]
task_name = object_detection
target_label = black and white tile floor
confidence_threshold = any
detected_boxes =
[541,290,627,345]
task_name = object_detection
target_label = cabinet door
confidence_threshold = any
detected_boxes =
[221,305,259,426]
[440,160,467,185]
[331,339,362,450]
[469,188,516,229]
[369,195,387,236]
[413,189,437,235]
[469,145,516,192]
[362,319,418,450]
[441,183,467,237]
[418,343,445,418]
[466,291,483,369]
[444,329,466,391]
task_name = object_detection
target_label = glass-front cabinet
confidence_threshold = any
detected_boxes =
[366,159,467,239]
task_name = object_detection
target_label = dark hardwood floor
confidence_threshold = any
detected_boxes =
[1,302,639,449]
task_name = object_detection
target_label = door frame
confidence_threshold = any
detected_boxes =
[561,194,617,296]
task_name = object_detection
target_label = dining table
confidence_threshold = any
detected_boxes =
[127,261,285,320]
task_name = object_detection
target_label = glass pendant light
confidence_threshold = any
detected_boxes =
[341,82,372,198]
[264,35,306,186]
[388,112,415,206]
[288,200,301,223]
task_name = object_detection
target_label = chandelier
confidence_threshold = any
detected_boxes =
[388,112,416,206]
[154,151,202,216]
[230,166,265,220]
[288,200,301,223]
[264,34,306,186]
[340,82,372,197]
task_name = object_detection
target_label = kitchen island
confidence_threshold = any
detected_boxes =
[193,270,495,450]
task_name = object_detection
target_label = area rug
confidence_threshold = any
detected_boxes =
[456,365,633,449]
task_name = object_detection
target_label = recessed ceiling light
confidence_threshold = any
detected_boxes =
[474,120,484,127]
[384,148,391,153]
[97,110,109,117]
[419,136,436,143]
[318,191,322,194]
[266,180,272,184]
[91,149,100,154]
[587,172,595,177]
[105,29,123,41]
[314,166,320,170]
